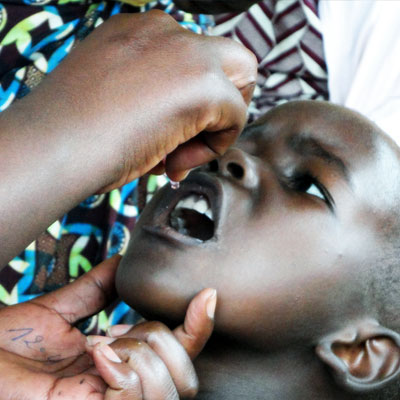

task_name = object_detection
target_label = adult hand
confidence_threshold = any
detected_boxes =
[0,255,120,399]
[7,10,257,187]
[0,254,215,399]
[0,10,256,266]
[87,288,216,399]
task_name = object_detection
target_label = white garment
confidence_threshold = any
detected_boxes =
[319,0,400,145]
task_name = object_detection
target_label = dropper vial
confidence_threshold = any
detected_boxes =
[163,173,180,190]
[170,180,180,190]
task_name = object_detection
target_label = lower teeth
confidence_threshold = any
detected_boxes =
[170,208,214,241]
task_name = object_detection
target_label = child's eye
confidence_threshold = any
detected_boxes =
[287,174,332,207]
[304,182,326,201]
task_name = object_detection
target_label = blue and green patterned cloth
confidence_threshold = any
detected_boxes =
[0,0,213,333]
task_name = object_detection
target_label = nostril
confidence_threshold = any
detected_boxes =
[227,163,244,180]
[208,159,219,172]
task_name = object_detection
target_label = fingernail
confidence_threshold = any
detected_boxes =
[206,289,217,319]
[99,344,122,363]
[87,335,115,346]
[107,324,133,337]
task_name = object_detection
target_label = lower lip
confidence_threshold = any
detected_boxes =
[142,224,206,247]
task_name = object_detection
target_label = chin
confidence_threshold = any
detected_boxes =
[115,243,189,325]
[116,170,223,310]
[115,229,208,327]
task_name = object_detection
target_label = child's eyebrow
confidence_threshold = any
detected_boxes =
[286,133,350,183]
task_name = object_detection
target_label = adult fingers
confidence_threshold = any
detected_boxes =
[160,37,256,183]
[94,340,180,400]
[91,343,143,400]
[211,35,257,106]
[0,350,107,400]
[107,288,216,361]
[102,289,217,396]
[107,322,198,398]
[165,77,247,181]
[164,135,217,182]
[32,254,121,324]
[173,288,216,360]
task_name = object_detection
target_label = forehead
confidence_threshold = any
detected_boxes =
[243,101,400,208]
[241,101,378,162]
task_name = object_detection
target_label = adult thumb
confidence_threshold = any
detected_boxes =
[173,288,217,360]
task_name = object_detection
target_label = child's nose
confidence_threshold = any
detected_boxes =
[210,148,259,189]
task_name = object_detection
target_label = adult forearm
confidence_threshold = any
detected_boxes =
[0,95,114,268]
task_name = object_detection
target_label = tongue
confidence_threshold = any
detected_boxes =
[170,208,214,241]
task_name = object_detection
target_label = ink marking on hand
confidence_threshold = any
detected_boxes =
[7,328,44,350]
[24,335,44,349]
[7,328,34,341]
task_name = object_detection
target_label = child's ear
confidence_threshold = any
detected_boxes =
[316,318,400,393]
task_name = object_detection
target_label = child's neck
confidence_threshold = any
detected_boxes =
[193,335,349,400]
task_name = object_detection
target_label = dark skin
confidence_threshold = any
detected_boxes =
[116,101,400,399]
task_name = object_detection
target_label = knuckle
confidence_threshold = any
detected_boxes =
[143,9,181,31]
[244,48,258,76]
[125,370,141,387]
[146,8,173,21]
[106,13,127,25]
[111,338,149,360]
[145,323,178,348]
[145,320,169,333]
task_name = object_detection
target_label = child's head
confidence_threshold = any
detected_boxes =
[117,100,400,399]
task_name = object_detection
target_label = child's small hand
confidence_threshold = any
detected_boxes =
[87,288,216,399]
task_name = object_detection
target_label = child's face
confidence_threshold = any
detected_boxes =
[117,101,400,349]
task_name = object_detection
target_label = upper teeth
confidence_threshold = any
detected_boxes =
[175,194,213,220]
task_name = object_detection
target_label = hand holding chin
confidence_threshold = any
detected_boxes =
[87,289,217,399]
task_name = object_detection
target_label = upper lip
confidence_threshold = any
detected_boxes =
[141,171,223,247]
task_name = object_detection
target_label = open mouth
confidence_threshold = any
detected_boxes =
[169,193,214,241]
[141,173,222,246]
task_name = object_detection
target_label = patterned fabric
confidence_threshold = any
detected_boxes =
[0,0,211,110]
[211,0,328,120]
[0,0,211,333]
